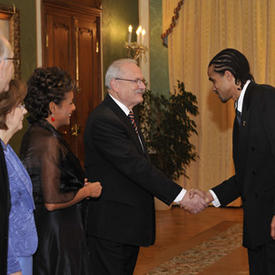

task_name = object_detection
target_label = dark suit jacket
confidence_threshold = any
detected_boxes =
[212,82,275,249]
[84,94,182,247]
[0,143,10,275]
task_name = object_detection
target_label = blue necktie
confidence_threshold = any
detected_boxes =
[236,109,242,125]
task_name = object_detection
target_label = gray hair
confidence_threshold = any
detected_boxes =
[105,58,137,89]
[0,34,12,60]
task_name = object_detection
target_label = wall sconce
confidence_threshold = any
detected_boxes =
[125,25,147,62]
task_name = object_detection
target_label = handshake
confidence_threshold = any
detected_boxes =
[179,189,214,214]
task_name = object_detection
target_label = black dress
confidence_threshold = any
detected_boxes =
[20,120,91,275]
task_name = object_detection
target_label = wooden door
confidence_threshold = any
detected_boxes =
[42,1,102,164]
[73,15,101,162]
[45,13,74,75]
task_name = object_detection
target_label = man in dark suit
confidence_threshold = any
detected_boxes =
[0,34,15,275]
[200,48,275,275]
[84,58,207,274]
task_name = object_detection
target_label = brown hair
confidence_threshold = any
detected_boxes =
[0,79,27,130]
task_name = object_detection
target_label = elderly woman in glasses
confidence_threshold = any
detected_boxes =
[0,79,38,275]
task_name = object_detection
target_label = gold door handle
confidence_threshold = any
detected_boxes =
[71,124,80,136]
[74,17,80,93]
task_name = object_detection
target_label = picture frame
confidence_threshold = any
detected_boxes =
[0,4,20,79]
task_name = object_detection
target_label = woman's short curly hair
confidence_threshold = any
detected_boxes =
[25,67,75,123]
[0,79,27,130]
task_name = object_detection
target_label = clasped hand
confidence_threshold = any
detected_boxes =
[179,189,213,214]
[84,178,102,198]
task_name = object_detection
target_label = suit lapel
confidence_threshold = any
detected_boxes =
[104,95,147,154]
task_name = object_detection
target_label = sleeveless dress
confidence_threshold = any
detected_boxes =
[20,120,91,275]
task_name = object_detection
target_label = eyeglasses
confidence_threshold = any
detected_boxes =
[3,57,20,66]
[115,78,146,86]
[16,103,25,110]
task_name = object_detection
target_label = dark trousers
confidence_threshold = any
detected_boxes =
[248,240,275,275]
[88,236,140,275]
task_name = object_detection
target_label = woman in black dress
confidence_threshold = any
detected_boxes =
[20,67,102,275]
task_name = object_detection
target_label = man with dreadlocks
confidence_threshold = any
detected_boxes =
[198,48,275,275]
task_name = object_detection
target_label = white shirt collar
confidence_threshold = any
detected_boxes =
[109,93,131,115]
[236,80,251,112]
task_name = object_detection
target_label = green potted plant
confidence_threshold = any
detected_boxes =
[137,80,198,186]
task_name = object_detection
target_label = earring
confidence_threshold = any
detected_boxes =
[51,116,55,122]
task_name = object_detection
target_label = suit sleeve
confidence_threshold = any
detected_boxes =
[211,175,241,206]
[87,115,182,205]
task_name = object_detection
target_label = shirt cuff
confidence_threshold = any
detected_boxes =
[209,189,221,207]
[173,188,186,203]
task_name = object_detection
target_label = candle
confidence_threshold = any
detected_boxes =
[141,28,146,45]
[128,25,133,43]
[136,26,142,44]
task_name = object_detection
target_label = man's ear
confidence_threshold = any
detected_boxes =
[225,70,241,90]
[110,78,119,92]
[224,70,234,81]
[236,80,242,90]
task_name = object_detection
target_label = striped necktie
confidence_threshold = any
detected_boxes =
[128,111,139,135]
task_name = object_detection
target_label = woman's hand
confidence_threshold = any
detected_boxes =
[10,272,22,275]
[84,181,102,198]
[45,180,102,211]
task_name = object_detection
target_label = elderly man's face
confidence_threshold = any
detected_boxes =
[0,53,14,92]
[112,62,146,110]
